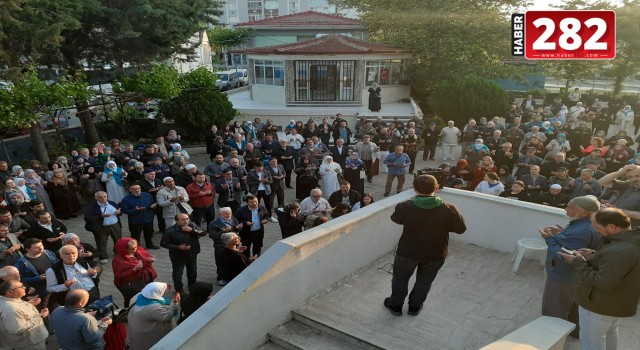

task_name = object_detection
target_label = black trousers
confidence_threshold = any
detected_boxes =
[423,144,437,160]
[117,280,145,307]
[270,185,285,211]
[191,205,216,228]
[129,221,155,247]
[256,190,272,213]
[407,151,418,173]
[240,228,264,257]
[284,170,293,187]
[155,205,166,232]
[363,159,374,180]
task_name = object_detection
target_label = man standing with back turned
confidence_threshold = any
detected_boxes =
[384,175,466,316]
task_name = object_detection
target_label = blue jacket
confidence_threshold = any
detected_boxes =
[50,307,106,350]
[384,152,411,175]
[544,218,601,282]
[15,250,58,296]
[120,192,156,225]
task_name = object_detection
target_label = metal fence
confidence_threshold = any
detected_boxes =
[294,60,355,101]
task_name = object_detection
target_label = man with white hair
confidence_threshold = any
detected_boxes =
[299,189,332,219]
[46,245,100,305]
[219,232,255,283]
[0,265,20,282]
[84,191,122,263]
[439,120,461,161]
[539,195,602,336]
[568,102,586,129]
[157,176,192,228]
[208,207,243,286]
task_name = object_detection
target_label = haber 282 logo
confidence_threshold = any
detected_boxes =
[512,10,616,60]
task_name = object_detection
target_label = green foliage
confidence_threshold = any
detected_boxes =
[207,27,254,49]
[429,76,509,125]
[337,0,527,99]
[159,69,236,140]
[524,89,548,99]
[120,65,181,100]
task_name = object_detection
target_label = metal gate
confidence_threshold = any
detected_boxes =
[294,60,355,101]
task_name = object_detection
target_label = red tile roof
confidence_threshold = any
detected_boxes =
[234,11,363,29]
[232,35,412,55]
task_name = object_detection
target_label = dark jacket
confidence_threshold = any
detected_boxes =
[214,178,243,206]
[25,220,67,252]
[246,170,272,195]
[208,217,241,249]
[391,196,466,261]
[573,229,640,317]
[139,177,164,200]
[84,200,121,234]
[234,205,270,235]
[274,208,303,239]
[328,190,361,208]
[49,258,97,306]
[272,146,296,171]
[220,247,249,282]
[160,223,206,261]
[265,164,285,190]
[120,192,156,225]
[328,146,350,168]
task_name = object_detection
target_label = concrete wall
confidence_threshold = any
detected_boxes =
[152,188,567,350]
[252,85,287,105]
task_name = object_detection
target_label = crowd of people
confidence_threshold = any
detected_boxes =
[0,90,639,349]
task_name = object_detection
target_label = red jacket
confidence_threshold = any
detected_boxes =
[112,238,158,286]
[186,181,215,208]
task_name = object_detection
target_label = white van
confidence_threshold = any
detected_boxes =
[215,69,247,91]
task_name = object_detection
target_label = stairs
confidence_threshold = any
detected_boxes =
[262,297,448,350]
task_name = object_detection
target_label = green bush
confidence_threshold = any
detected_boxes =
[429,76,509,125]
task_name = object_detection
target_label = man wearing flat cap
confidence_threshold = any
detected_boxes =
[539,195,602,336]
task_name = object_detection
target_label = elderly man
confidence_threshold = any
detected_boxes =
[234,195,271,258]
[541,152,571,178]
[219,232,256,283]
[272,139,296,188]
[46,245,100,306]
[439,120,461,161]
[24,210,67,253]
[0,266,20,282]
[157,176,192,228]
[559,208,640,350]
[84,191,122,263]
[329,138,349,169]
[539,195,602,335]
[160,213,206,295]
[50,289,111,350]
[328,181,361,208]
[598,164,640,227]
[139,168,166,232]
[539,184,571,208]
[208,207,243,286]
[215,168,244,214]
[571,169,602,199]
[384,145,411,197]
[121,183,159,249]
[224,149,246,168]
[299,189,332,219]
[0,280,49,350]
[515,147,544,178]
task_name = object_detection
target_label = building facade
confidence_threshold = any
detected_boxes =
[219,0,357,26]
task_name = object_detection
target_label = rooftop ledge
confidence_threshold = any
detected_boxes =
[153,189,640,350]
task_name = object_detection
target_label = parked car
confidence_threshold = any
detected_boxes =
[215,69,247,91]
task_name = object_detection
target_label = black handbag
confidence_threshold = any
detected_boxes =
[113,302,136,323]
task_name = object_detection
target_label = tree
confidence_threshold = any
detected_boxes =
[0,70,92,163]
[1,0,224,146]
[207,27,254,50]
[159,68,236,140]
[541,60,601,91]
[429,76,509,125]
[335,0,527,101]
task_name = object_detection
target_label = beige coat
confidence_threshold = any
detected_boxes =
[126,297,180,350]
[157,185,192,219]
[0,296,48,349]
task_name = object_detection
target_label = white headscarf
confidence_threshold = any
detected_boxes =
[142,282,167,300]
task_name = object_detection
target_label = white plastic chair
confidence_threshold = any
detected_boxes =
[512,238,547,274]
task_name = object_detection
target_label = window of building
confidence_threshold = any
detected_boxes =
[289,0,299,11]
[365,59,410,86]
[254,60,285,86]
[227,1,237,11]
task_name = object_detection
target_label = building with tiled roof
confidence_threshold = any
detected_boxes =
[234,11,367,48]
[231,34,414,108]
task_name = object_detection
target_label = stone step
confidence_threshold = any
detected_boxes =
[292,298,449,350]
[268,319,368,350]
[258,341,288,350]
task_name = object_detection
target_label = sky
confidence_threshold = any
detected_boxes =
[523,0,623,11]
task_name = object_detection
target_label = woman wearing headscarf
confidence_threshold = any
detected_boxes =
[465,139,490,167]
[319,156,342,198]
[11,165,24,178]
[343,151,365,197]
[178,281,212,324]
[46,168,81,219]
[15,177,35,201]
[448,159,472,186]
[78,166,104,205]
[169,143,190,160]
[112,238,157,307]
[294,155,319,200]
[284,120,296,134]
[24,169,54,212]
[545,133,571,160]
[101,161,127,204]
[63,232,98,268]
[127,282,180,350]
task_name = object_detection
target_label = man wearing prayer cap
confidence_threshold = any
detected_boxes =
[156,176,192,227]
[539,195,602,336]
[539,184,570,209]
